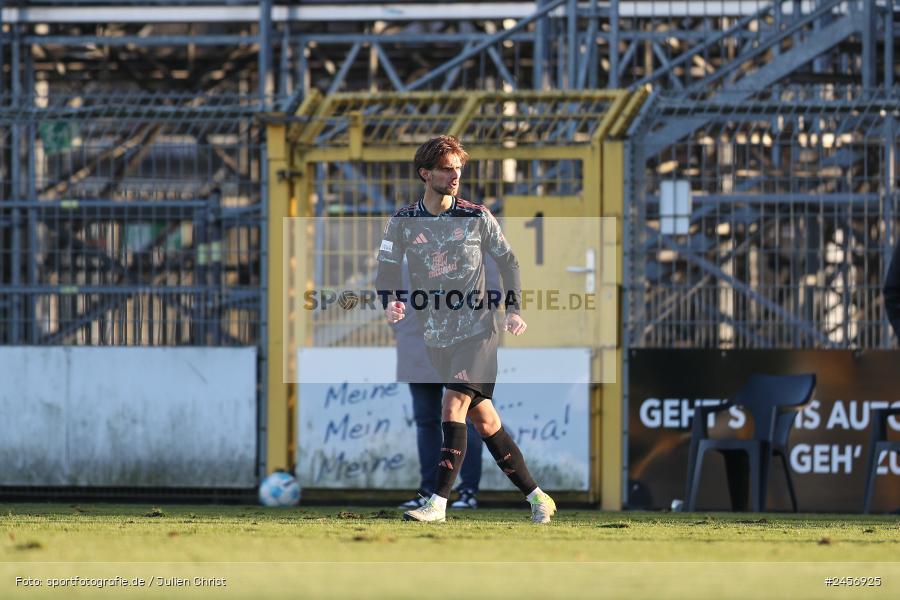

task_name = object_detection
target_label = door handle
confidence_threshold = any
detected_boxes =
[565,248,595,293]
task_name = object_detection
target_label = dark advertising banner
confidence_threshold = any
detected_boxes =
[628,350,900,513]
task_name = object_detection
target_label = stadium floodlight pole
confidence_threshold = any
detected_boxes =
[404,0,566,92]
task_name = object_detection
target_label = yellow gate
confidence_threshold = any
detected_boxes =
[267,89,646,508]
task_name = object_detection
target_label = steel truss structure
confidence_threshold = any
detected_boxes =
[1,2,898,487]
[1,2,896,347]
[2,2,895,101]
[0,91,264,346]
[626,86,900,349]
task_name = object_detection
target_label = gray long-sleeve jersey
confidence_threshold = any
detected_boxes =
[374,197,521,348]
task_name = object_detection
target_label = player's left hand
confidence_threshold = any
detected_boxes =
[505,313,527,336]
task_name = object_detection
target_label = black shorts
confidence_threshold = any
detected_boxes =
[426,328,498,407]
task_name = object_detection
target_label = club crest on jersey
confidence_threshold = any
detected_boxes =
[429,250,459,278]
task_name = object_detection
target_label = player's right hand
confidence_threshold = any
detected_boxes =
[386,300,406,323]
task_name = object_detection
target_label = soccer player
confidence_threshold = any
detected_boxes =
[375,135,557,524]
[392,258,484,510]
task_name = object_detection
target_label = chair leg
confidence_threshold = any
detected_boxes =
[724,451,750,512]
[758,447,771,513]
[684,438,700,511]
[863,444,883,515]
[779,452,799,513]
[747,449,762,513]
[687,444,708,512]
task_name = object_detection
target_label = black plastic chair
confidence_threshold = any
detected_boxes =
[862,406,900,514]
[684,373,816,512]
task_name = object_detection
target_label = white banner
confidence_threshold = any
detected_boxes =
[296,348,591,491]
[0,347,257,488]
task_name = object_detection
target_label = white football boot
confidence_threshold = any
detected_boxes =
[530,492,557,524]
[403,497,447,523]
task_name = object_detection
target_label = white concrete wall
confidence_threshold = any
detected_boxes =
[0,347,257,488]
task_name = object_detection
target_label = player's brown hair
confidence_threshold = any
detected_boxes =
[414,135,469,182]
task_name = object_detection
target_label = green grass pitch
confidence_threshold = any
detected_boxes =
[1,503,897,599]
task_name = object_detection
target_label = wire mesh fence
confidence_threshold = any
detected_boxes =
[624,0,879,92]
[303,156,586,349]
[286,90,618,351]
[0,92,263,345]
[625,85,900,349]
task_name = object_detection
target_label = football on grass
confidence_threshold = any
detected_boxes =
[259,471,301,507]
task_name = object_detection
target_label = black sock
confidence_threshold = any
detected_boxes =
[435,421,468,499]
[483,426,538,496]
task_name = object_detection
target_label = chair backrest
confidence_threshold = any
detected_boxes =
[730,374,816,444]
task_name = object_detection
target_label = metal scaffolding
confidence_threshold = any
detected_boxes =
[0,92,264,346]
[625,86,900,350]
[2,2,895,101]
[276,0,894,101]
[2,2,894,347]
[1,1,898,486]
